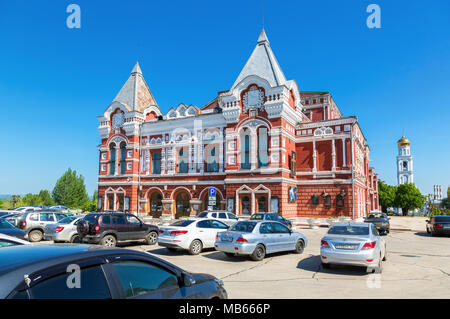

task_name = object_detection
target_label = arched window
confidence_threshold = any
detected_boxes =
[109,144,116,175]
[150,192,162,217]
[257,127,269,168]
[119,143,127,174]
[240,129,251,169]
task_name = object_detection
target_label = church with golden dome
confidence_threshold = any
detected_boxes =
[397,135,413,185]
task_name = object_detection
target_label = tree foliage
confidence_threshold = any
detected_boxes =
[378,180,397,213]
[394,183,426,216]
[52,168,89,209]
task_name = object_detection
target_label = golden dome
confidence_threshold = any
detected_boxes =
[397,136,410,146]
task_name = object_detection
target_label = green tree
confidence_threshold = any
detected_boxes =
[378,180,397,213]
[38,190,55,206]
[394,183,426,216]
[21,193,41,206]
[52,168,89,209]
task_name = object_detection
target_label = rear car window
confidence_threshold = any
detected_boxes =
[250,214,263,220]
[434,216,450,223]
[230,221,257,233]
[197,212,208,218]
[170,220,195,227]
[328,225,370,236]
[84,214,98,224]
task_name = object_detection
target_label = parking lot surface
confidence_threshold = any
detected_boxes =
[117,227,450,298]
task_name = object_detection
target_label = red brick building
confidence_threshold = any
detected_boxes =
[96,29,379,219]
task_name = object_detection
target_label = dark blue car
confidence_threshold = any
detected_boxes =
[0,245,227,299]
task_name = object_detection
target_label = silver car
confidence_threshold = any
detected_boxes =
[44,216,82,243]
[215,220,307,261]
[320,222,386,273]
[19,211,68,242]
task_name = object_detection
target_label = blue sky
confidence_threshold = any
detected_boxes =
[0,0,449,196]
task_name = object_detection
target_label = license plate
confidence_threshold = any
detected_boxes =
[335,244,357,250]
[444,225,450,229]
[222,236,233,242]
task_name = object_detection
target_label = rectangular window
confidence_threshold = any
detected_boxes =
[152,152,161,174]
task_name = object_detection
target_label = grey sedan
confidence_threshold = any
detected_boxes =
[215,220,307,261]
[44,216,82,243]
[320,222,386,273]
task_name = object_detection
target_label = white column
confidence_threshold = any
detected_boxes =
[113,192,117,211]
[219,128,224,173]
[251,192,255,215]
[342,138,346,167]
[251,129,257,170]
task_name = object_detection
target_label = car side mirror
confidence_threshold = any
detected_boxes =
[182,273,196,287]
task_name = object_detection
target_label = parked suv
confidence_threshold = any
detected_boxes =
[18,211,68,242]
[197,211,239,226]
[249,213,292,229]
[77,212,159,247]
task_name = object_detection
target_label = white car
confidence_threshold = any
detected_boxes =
[158,218,230,255]
[196,211,240,226]
[0,233,30,247]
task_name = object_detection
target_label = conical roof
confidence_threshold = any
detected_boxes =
[232,29,287,89]
[112,62,159,113]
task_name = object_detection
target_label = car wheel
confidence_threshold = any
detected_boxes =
[250,244,266,261]
[426,227,430,234]
[100,235,117,247]
[145,231,158,245]
[224,252,235,258]
[70,234,81,243]
[382,246,387,261]
[29,230,43,242]
[293,239,305,254]
[189,240,203,255]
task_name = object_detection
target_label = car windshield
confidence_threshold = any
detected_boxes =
[328,225,370,236]
[0,219,15,229]
[58,216,77,224]
[434,216,450,223]
[250,214,263,220]
[367,213,386,219]
[170,220,195,227]
[230,221,257,233]
[197,212,208,218]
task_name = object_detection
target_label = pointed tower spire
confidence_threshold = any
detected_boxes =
[112,62,159,113]
[232,29,287,89]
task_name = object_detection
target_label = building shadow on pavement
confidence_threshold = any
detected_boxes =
[147,246,217,257]
[297,255,368,276]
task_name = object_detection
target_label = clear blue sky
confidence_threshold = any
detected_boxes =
[0,0,449,197]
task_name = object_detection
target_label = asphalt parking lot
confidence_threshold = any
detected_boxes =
[116,226,450,299]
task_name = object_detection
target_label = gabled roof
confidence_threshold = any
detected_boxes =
[112,62,159,113]
[232,29,287,89]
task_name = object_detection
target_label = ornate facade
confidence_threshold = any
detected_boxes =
[97,29,379,219]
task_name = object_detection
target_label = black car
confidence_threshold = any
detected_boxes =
[0,219,26,240]
[0,245,227,299]
[77,212,159,247]
[364,212,390,234]
[249,213,293,229]
[426,216,450,236]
